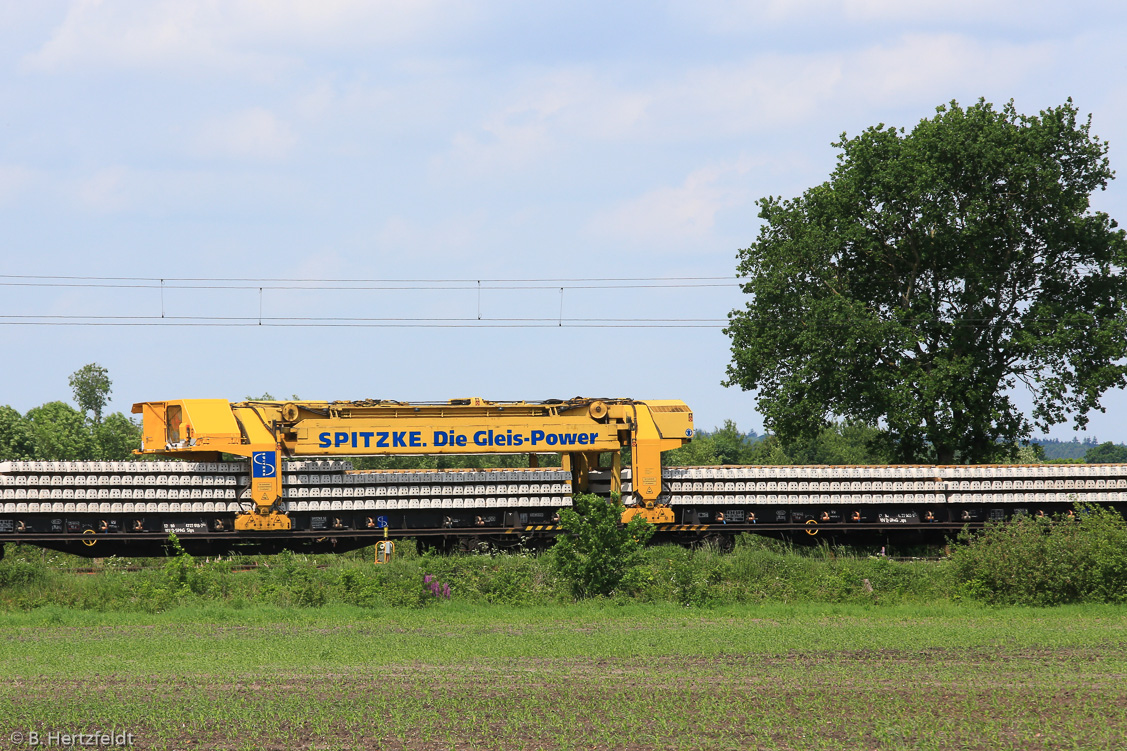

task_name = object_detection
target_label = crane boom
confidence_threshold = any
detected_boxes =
[131,397,694,530]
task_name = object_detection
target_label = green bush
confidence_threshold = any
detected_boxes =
[370,565,432,608]
[551,493,654,598]
[19,512,1126,611]
[0,558,45,588]
[950,505,1127,605]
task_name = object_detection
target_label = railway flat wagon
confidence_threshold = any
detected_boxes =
[1,397,1122,556]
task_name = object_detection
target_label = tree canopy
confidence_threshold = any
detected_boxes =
[660,420,903,466]
[725,99,1127,464]
[0,365,140,462]
[0,406,35,461]
[69,363,112,423]
[1085,441,1127,464]
[25,401,96,461]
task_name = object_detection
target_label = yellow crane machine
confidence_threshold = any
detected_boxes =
[131,397,694,531]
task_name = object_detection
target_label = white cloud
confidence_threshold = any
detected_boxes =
[25,0,467,73]
[845,34,1052,105]
[373,213,488,260]
[646,35,1054,139]
[435,32,1054,180]
[0,165,37,205]
[673,0,1073,30]
[75,165,132,212]
[433,68,649,177]
[293,79,340,121]
[194,108,297,161]
[591,159,755,246]
[283,249,345,282]
[63,164,302,214]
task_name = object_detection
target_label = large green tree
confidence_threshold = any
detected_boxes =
[0,406,35,461]
[25,401,96,461]
[69,363,112,423]
[94,412,143,461]
[725,99,1127,464]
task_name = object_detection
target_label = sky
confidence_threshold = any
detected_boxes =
[2,0,1127,442]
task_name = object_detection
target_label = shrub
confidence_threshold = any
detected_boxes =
[950,504,1127,605]
[551,493,654,598]
[0,558,45,588]
[375,565,434,608]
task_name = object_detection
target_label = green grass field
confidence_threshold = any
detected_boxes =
[2,602,1126,750]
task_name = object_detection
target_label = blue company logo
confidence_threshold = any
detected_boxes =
[252,451,276,478]
[686,429,694,437]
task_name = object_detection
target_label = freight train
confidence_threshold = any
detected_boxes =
[1,397,1124,557]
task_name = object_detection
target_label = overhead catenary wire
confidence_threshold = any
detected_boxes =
[0,314,727,321]
[0,280,737,291]
[0,273,735,283]
[0,320,725,328]
[0,272,742,329]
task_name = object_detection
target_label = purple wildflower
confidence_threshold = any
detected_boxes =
[422,573,452,600]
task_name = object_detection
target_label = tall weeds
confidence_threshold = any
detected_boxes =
[950,504,1127,605]
[2,506,1126,611]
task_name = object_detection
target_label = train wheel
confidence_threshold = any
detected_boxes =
[699,532,733,552]
[458,536,492,555]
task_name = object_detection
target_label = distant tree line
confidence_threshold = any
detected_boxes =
[662,421,884,466]
[1,372,1124,466]
[1033,437,1103,461]
[0,364,140,462]
[1081,441,1127,464]
[666,422,1127,466]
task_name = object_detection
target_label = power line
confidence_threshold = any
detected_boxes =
[0,273,734,283]
[0,273,740,329]
[0,280,737,291]
[0,273,738,292]
[0,314,726,322]
[0,320,724,329]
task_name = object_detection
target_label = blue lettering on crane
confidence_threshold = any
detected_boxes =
[316,429,599,450]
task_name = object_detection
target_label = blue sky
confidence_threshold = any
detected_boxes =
[2,1,1127,442]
